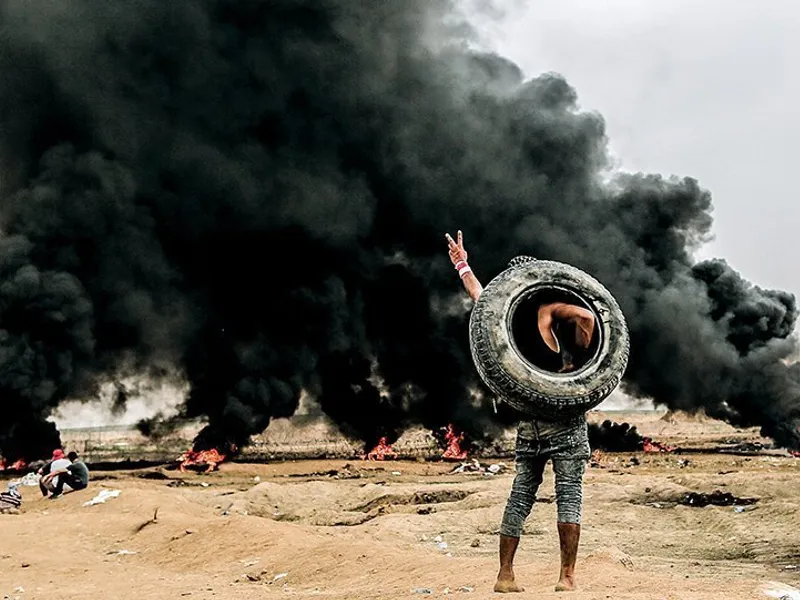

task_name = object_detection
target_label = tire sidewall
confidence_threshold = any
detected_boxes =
[469,260,629,419]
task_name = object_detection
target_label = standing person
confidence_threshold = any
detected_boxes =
[38,449,71,497]
[43,451,90,499]
[446,231,594,593]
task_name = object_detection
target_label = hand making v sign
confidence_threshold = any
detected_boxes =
[445,229,483,302]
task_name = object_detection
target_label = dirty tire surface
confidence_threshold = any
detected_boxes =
[469,259,629,419]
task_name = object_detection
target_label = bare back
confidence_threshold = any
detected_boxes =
[537,302,596,355]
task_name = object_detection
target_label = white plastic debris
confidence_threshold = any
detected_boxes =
[115,550,137,555]
[456,586,475,593]
[12,473,40,487]
[272,572,288,583]
[411,588,432,594]
[487,464,503,474]
[763,581,800,599]
[437,541,448,550]
[83,489,121,506]
[253,476,261,483]
[433,535,443,543]
[391,471,401,476]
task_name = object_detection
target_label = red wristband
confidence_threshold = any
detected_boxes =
[454,260,468,271]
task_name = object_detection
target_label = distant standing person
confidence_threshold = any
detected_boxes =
[43,452,90,499]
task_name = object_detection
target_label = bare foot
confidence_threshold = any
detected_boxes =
[554,575,575,592]
[494,572,525,593]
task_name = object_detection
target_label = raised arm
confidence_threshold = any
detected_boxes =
[446,230,483,303]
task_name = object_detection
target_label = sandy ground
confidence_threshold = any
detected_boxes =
[2,411,800,600]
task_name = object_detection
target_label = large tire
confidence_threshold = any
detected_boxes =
[469,258,629,420]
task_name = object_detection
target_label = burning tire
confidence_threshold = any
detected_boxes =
[469,258,629,420]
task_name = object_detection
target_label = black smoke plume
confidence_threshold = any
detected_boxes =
[0,0,798,460]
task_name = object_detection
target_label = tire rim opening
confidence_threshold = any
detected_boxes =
[508,286,602,375]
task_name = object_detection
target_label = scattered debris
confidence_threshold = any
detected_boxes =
[287,464,362,480]
[411,588,433,594]
[680,491,758,508]
[456,586,475,593]
[10,473,40,487]
[763,581,800,599]
[84,489,121,506]
[590,449,605,468]
[272,572,288,583]
[138,471,171,480]
[134,508,159,533]
[108,549,137,555]
[729,441,769,453]
[449,459,506,475]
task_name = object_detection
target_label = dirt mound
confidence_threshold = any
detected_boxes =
[584,546,635,571]
[214,480,490,526]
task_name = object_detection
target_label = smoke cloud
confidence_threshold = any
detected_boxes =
[0,0,798,460]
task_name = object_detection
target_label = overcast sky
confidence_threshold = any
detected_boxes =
[468,0,799,299]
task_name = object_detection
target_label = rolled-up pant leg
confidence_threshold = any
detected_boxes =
[552,458,586,524]
[499,455,547,538]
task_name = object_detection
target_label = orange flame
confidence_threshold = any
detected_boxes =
[442,424,468,460]
[178,448,227,473]
[0,458,27,471]
[642,437,675,453]
[363,437,397,461]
